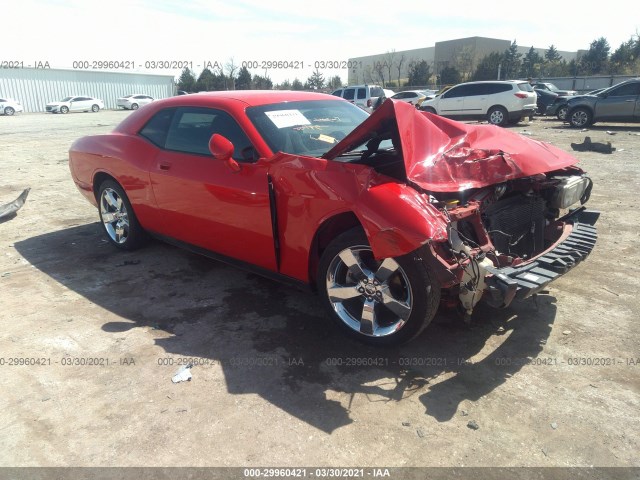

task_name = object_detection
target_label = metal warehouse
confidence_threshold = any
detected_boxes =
[0,68,176,113]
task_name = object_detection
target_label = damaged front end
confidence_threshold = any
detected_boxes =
[325,99,599,316]
[426,171,597,316]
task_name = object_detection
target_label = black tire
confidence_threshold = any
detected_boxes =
[60,106,69,114]
[317,228,440,346]
[568,107,593,128]
[487,106,508,126]
[4,107,15,116]
[557,105,569,121]
[131,103,139,110]
[422,107,437,114]
[91,104,100,113]
[97,179,148,250]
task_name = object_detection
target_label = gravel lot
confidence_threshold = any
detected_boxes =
[0,110,639,474]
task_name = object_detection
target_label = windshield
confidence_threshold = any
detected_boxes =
[246,100,370,157]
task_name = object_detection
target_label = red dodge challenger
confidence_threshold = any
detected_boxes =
[69,91,598,345]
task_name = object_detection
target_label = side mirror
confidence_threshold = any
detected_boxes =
[209,134,240,172]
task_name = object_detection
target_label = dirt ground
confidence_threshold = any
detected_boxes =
[0,110,639,473]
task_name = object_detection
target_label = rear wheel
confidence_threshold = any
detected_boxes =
[568,107,593,128]
[97,180,148,250]
[91,104,100,112]
[557,105,569,120]
[487,106,508,126]
[318,229,440,346]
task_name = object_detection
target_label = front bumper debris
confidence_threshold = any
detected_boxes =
[484,208,599,308]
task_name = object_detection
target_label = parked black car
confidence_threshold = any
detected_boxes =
[535,89,559,115]
[534,82,578,96]
[545,88,607,120]
[566,79,640,127]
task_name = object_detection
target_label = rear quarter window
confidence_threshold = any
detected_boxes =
[369,87,384,97]
[517,82,534,92]
[139,108,176,148]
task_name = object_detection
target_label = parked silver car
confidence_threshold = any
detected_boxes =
[566,79,640,127]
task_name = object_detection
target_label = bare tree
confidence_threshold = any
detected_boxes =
[373,61,386,86]
[384,50,396,87]
[224,57,239,90]
[396,54,406,87]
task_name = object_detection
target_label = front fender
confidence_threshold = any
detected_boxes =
[356,182,449,259]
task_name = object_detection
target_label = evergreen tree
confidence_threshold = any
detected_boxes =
[579,37,611,74]
[177,67,197,92]
[196,68,215,91]
[520,47,543,78]
[407,60,431,86]
[471,52,503,81]
[545,45,562,62]
[236,67,252,90]
[291,78,304,91]
[501,40,522,79]
[440,66,461,85]
[306,69,325,90]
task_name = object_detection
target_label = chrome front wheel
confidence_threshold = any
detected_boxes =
[318,229,440,345]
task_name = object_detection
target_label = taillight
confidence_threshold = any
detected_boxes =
[367,99,372,107]
[515,92,528,99]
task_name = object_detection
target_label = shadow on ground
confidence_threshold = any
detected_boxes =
[16,224,558,432]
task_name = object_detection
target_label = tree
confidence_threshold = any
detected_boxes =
[395,53,406,87]
[210,67,227,91]
[579,37,611,74]
[276,79,292,90]
[384,50,396,87]
[520,46,543,78]
[610,35,640,74]
[196,68,215,91]
[291,78,304,91]
[501,40,522,79]
[440,66,461,85]
[545,45,562,63]
[373,60,386,86]
[327,75,343,90]
[407,60,431,86]
[236,66,252,90]
[471,52,503,81]
[455,45,476,81]
[252,74,272,90]
[177,67,197,92]
[224,58,239,90]
[306,69,325,90]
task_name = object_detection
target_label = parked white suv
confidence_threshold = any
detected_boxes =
[419,80,537,126]
[331,85,387,110]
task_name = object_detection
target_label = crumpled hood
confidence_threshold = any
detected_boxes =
[323,99,580,192]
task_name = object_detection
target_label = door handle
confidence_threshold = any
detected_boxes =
[159,162,171,170]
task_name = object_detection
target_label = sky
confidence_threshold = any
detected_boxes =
[4,0,638,84]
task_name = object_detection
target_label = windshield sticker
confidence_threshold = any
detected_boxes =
[265,109,311,129]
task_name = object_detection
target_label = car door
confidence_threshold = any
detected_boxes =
[460,83,489,115]
[436,84,468,117]
[595,82,640,121]
[145,106,277,271]
[71,96,88,111]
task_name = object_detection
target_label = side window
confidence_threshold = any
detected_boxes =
[464,84,487,96]
[443,85,468,99]
[343,89,355,101]
[139,108,176,148]
[357,88,367,99]
[608,83,640,97]
[486,83,511,94]
[164,107,256,161]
